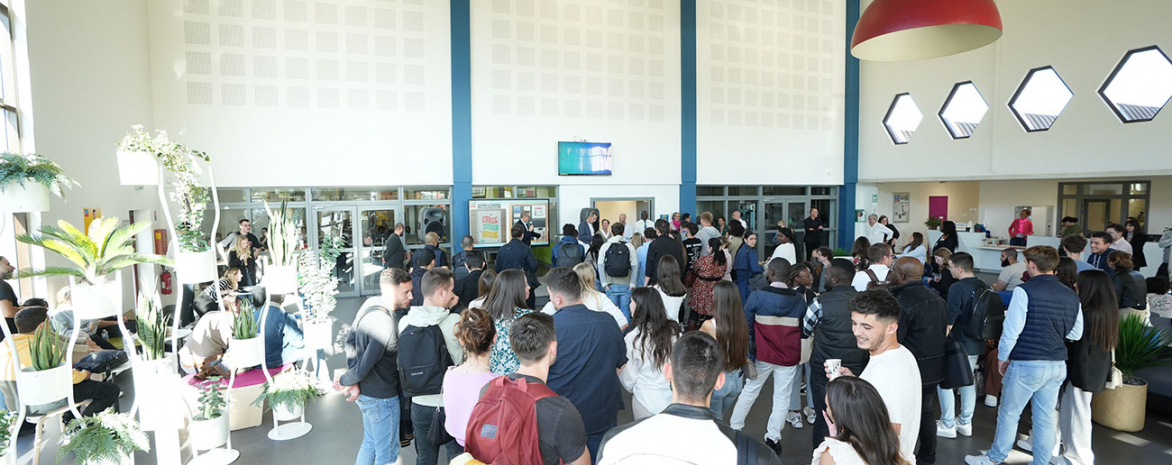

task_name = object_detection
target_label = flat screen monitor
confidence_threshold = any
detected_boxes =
[558,141,612,176]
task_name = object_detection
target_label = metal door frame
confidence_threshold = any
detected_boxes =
[356,204,402,296]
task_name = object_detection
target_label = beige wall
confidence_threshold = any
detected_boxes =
[874,181,981,240]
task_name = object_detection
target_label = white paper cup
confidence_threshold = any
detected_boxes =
[826,359,842,380]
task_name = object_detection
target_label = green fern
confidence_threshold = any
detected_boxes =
[1116,313,1172,378]
[0,152,79,199]
[0,410,16,457]
[57,410,149,464]
[30,321,65,371]
[232,299,259,340]
[137,293,169,361]
[15,217,173,285]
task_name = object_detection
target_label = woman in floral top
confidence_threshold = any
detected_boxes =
[483,270,534,375]
[690,238,729,319]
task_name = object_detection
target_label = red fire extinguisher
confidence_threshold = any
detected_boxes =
[161,271,173,295]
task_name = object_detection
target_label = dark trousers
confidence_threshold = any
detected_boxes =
[917,383,939,464]
[587,426,612,465]
[810,364,831,449]
[68,380,121,420]
[410,402,461,465]
[1158,262,1169,278]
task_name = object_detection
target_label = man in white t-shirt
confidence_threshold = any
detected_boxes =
[993,249,1027,292]
[852,243,895,292]
[830,289,922,464]
[865,214,893,247]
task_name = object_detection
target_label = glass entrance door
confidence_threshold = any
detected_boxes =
[763,200,808,257]
[315,207,358,297]
[358,207,400,296]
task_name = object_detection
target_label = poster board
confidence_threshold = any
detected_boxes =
[893,193,910,223]
[468,199,551,247]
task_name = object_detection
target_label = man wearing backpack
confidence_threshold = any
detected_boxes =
[462,312,590,465]
[497,223,541,309]
[966,246,1084,465]
[597,222,639,321]
[889,257,949,465]
[553,224,586,268]
[336,268,413,465]
[851,243,894,292]
[937,252,988,439]
[545,267,628,463]
[597,331,783,465]
[398,268,463,465]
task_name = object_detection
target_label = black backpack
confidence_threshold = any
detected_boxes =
[966,288,1006,340]
[604,242,631,278]
[397,324,453,398]
[556,242,584,268]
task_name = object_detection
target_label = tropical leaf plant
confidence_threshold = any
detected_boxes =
[251,369,322,413]
[15,217,173,285]
[232,299,258,340]
[1116,313,1172,380]
[57,409,150,464]
[137,292,169,361]
[0,152,79,199]
[30,321,65,371]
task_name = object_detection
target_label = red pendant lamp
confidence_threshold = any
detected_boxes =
[851,0,1003,62]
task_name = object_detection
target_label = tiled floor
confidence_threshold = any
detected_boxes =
[24,294,1172,465]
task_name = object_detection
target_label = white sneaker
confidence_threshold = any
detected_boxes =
[803,406,816,424]
[985,395,998,408]
[1017,438,1032,452]
[957,421,973,437]
[786,411,804,429]
[936,420,957,438]
[965,454,1001,465]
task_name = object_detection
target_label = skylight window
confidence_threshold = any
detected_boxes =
[938,81,989,139]
[883,93,923,145]
[1008,66,1073,132]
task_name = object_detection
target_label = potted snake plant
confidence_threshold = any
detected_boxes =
[253,369,322,421]
[228,299,263,368]
[58,410,149,464]
[0,152,78,212]
[190,376,229,451]
[262,200,300,294]
[16,321,72,406]
[16,218,172,319]
[132,293,182,431]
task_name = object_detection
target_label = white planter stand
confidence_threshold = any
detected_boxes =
[266,401,312,440]
[272,403,303,422]
[302,320,333,351]
[16,364,72,405]
[190,414,230,451]
[116,150,159,186]
[0,183,50,213]
[70,273,123,320]
[176,249,218,284]
[261,265,298,294]
[133,355,183,432]
[228,338,264,368]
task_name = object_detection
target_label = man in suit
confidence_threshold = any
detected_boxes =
[803,208,823,260]
[498,223,540,309]
[454,251,485,311]
[382,222,407,270]
[515,211,542,246]
[579,209,598,245]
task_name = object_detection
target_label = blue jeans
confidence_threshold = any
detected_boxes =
[710,369,743,420]
[938,355,979,428]
[789,363,815,411]
[355,395,400,465]
[988,360,1066,465]
[411,402,462,465]
[605,284,632,322]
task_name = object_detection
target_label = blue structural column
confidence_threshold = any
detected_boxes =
[679,0,697,215]
[838,0,861,250]
[451,0,472,242]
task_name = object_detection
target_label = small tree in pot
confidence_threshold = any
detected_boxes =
[190,376,229,451]
[1091,314,1172,432]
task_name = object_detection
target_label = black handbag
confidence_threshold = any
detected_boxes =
[941,337,975,389]
[428,403,453,446]
[75,350,129,375]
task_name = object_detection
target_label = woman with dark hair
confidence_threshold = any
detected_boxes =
[1055,257,1079,291]
[620,288,681,419]
[1060,270,1120,465]
[727,220,746,261]
[879,215,899,248]
[483,270,533,375]
[789,262,817,303]
[689,238,727,323]
[586,233,606,290]
[716,216,729,236]
[897,232,927,264]
[1109,252,1149,321]
[933,221,958,253]
[442,308,499,445]
[701,281,749,418]
[467,270,497,310]
[733,232,764,303]
[929,248,956,297]
[815,376,910,465]
[653,255,688,325]
[1008,209,1034,247]
[851,237,871,271]
[1125,217,1148,271]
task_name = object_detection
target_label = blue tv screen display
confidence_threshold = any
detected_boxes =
[558,141,612,176]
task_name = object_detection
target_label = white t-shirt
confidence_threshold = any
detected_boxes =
[998,261,1028,291]
[654,286,687,324]
[851,264,891,292]
[860,345,922,464]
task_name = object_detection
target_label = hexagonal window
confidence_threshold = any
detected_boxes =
[883,93,923,145]
[1008,66,1073,132]
[1099,46,1172,123]
[938,81,989,139]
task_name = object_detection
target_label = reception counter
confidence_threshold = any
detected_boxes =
[927,231,1065,272]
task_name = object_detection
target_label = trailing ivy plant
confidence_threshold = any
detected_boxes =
[137,292,170,361]
[252,369,323,413]
[232,299,259,340]
[0,152,79,198]
[117,125,211,252]
[194,376,227,421]
[57,410,150,464]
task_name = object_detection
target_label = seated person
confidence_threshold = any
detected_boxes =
[49,288,133,350]
[179,297,238,377]
[255,294,305,368]
[0,307,121,421]
[191,268,242,322]
[1148,276,1172,318]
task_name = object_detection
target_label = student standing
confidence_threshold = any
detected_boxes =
[442,308,500,447]
[1086,232,1117,271]
[936,252,986,439]
[646,220,684,286]
[1059,270,1118,465]
[696,212,722,256]
[382,223,407,270]
[619,288,680,419]
[451,235,476,282]
[598,222,639,321]
[701,281,750,419]
[228,235,258,287]
[651,255,688,325]
[1125,217,1148,271]
[803,208,823,260]
[890,258,949,465]
[732,232,763,303]
[813,376,911,465]
[497,223,540,309]
[852,244,894,292]
[482,270,534,375]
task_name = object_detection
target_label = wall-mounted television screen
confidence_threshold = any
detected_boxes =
[558,141,612,176]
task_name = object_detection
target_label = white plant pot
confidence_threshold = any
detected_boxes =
[273,402,303,422]
[70,272,123,320]
[0,182,51,213]
[303,320,333,350]
[175,249,217,284]
[116,150,159,186]
[190,412,229,450]
[229,337,264,368]
[133,355,182,431]
[262,265,298,294]
[16,364,72,405]
[84,454,132,465]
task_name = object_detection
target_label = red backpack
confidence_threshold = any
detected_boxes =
[465,376,556,465]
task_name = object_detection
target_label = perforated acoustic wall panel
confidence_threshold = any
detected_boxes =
[696,0,845,185]
[150,0,453,186]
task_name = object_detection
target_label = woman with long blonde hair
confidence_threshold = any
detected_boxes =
[228,236,257,286]
[539,262,628,329]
